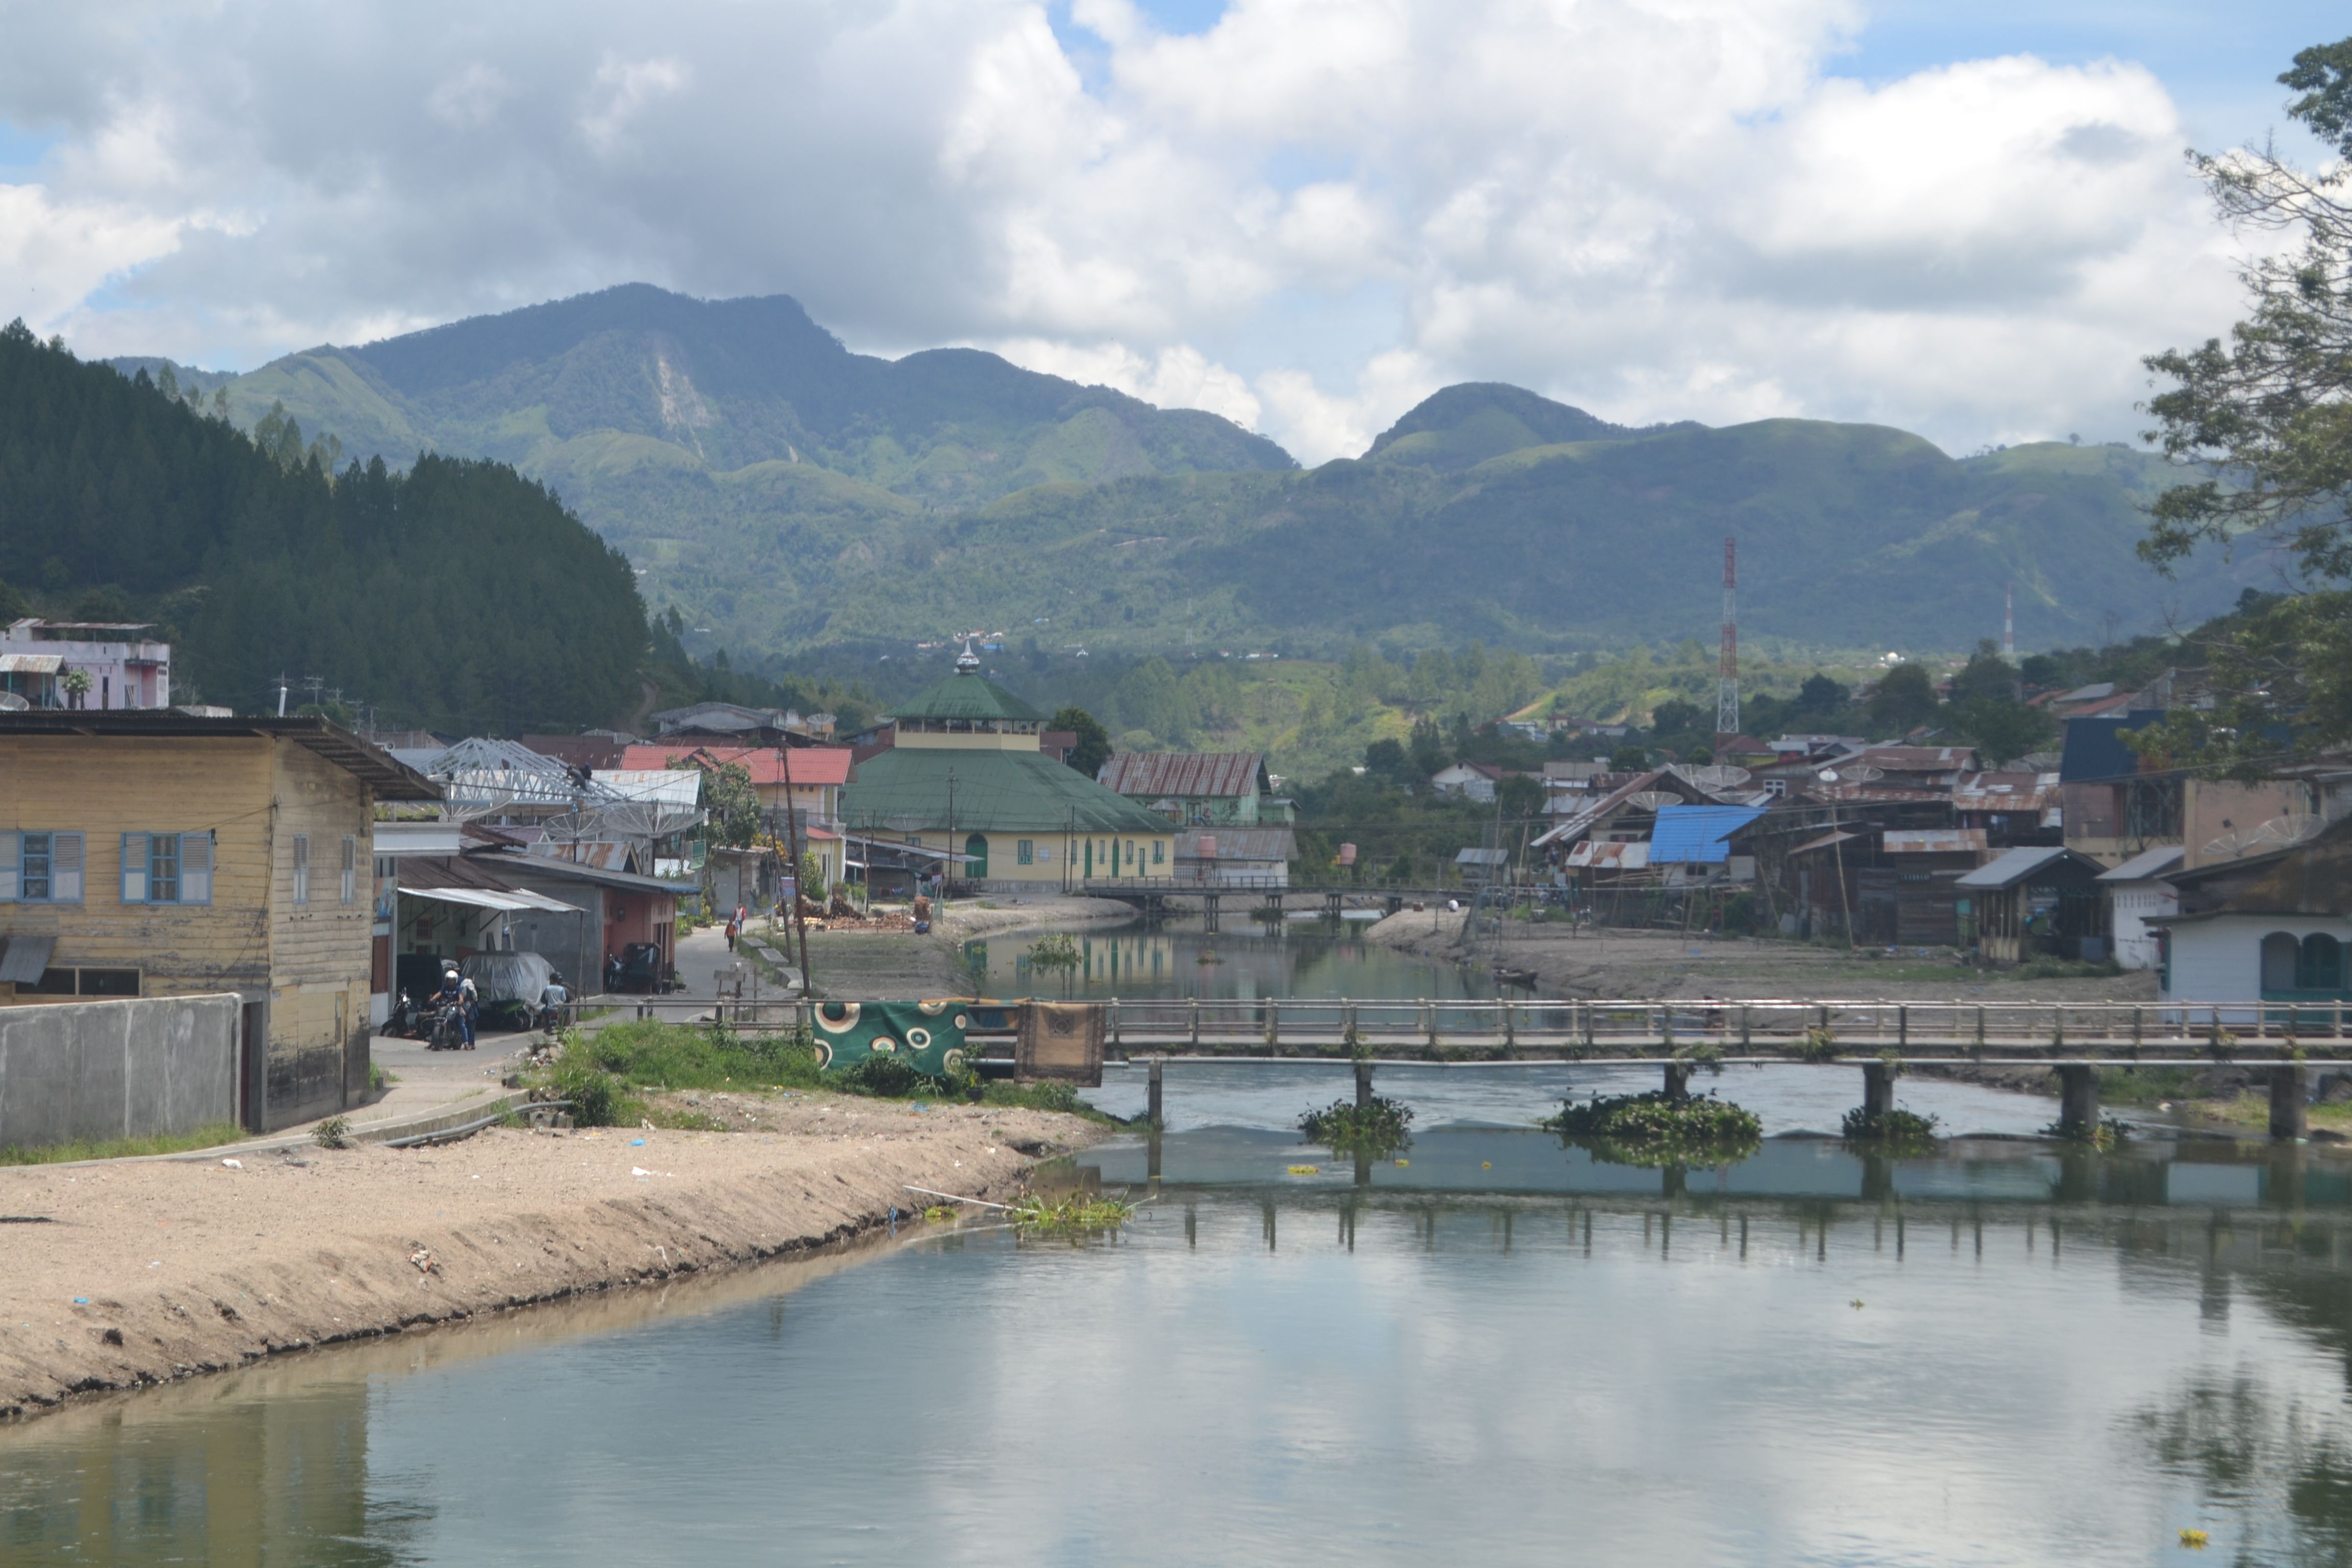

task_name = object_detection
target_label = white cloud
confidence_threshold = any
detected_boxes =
[0,0,2255,467]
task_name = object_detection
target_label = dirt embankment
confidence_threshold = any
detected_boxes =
[0,1100,1101,1423]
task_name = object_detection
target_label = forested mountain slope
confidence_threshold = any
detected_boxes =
[116,294,2235,662]
[3,322,645,731]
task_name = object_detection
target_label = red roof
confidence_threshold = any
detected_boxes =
[618,743,853,787]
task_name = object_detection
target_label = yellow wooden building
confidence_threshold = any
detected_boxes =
[0,714,438,1130]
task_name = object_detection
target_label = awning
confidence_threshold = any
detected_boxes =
[1789,829,1863,855]
[0,654,62,675]
[0,933,57,984]
[398,884,575,914]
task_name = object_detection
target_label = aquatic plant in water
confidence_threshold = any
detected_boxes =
[1297,1095,1415,1157]
[1011,1191,1137,1232]
[1546,1091,1761,1147]
[1840,1106,1943,1148]
[1025,933,1083,968]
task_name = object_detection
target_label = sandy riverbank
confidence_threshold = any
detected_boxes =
[0,1100,1102,1423]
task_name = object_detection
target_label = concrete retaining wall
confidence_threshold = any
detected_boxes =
[0,994,240,1150]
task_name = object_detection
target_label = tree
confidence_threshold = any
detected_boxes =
[1794,673,1848,718]
[677,757,759,847]
[1498,772,1547,821]
[1866,664,1938,736]
[1049,705,1112,778]
[1608,744,1650,771]
[2138,36,2352,772]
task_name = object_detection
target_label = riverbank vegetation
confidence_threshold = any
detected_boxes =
[1839,1107,1943,1149]
[541,1020,1117,1126]
[1011,1190,1137,1233]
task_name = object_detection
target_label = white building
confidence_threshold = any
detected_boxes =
[2154,822,2352,1024]
[0,620,171,710]
[2097,844,2183,972]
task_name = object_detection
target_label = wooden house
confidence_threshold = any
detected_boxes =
[1955,845,2110,965]
[0,713,437,1130]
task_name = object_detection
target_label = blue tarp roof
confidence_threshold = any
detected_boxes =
[1649,804,1767,864]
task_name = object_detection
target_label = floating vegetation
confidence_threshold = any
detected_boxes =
[1025,933,1083,969]
[1286,1164,1321,1175]
[1840,1106,1943,1149]
[1546,1090,1760,1146]
[1297,1095,1415,1157]
[1010,1190,1136,1232]
[2044,1113,2132,1150]
[921,1205,958,1222]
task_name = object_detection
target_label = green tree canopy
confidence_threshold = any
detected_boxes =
[2137,35,2352,774]
[1866,664,1939,735]
[1049,705,1112,778]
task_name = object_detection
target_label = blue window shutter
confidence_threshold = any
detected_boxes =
[121,832,149,903]
[51,832,84,903]
[0,831,17,902]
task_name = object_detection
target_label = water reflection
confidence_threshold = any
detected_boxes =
[19,1142,2352,1564]
[966,918,1498,1002]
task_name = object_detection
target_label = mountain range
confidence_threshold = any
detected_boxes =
[115,285,2253,661]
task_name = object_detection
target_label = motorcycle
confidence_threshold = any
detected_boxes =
[385,988,422,1039]
[425,999,473,1051]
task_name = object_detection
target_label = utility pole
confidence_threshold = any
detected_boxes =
[944,767,957,914]
[778,741,812,994]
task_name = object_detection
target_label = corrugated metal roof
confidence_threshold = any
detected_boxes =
[1098,752,1263,799]
[1648,804,1767,864]
[1456,847,1511,866]
[842,746,1172,835]
[1848,746,1979,771]
[2098,844,2186,882]
[1956,845,2087,889]
[0,653,62,674]
[617,744,853,787]
[1789,829,1863,855]
[0,934,56,985]
[1883,828,1989,854]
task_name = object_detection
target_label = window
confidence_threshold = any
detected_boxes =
[120,833,212,904]
[340,835,357,903]
[2301,933,2345,992]
[292,834,310,904]
[1017,839,1035,866]
[2262,932,2300,992]
[0,831,85,903]
[1153,840,1165,866]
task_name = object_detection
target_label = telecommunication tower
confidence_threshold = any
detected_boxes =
[1715,537,1739,742]
[2002,580,2015,660]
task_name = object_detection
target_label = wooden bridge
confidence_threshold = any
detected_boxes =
[1075,878,1487,926]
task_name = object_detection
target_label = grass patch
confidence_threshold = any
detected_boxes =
[1840,1107,1942,1148]
[313,1115,353,1150]
[1297,1095,1414,1157]
[0,1121,246,1166]
[1025,933,1082,968]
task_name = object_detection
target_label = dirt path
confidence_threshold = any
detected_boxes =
[0,1099,1100,1423]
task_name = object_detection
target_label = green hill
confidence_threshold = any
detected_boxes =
[119,290,2239,662]
[4,322,646,731]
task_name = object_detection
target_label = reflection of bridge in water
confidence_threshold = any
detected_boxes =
[1077,878,1478,928]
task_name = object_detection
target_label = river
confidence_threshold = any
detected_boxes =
[10,924,2352,1563]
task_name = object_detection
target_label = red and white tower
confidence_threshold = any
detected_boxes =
[1715,537,1739,744]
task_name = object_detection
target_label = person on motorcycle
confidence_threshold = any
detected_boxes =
[429,966,477,1049]
[537,972,571,1031]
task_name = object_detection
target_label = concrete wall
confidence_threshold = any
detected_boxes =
[0,993,239,1150]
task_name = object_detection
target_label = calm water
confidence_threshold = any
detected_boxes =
[12,1129,2352,1565]
[963,917,1499,1002]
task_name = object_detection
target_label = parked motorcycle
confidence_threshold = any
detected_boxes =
[385,988,422,1039]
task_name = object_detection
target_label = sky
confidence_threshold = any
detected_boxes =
[0,0,2340,465]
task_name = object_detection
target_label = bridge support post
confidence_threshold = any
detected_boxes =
[2271,1063,2310,1141]
[1861,1060,1896,1121]
[1148,1056,1164,1128]
[2057,1064,2100,1139]
[1355,1058,1373,1110]
[1327,891,1341,920]
[1204,893,1219,933]
[1663,1060,1692,1105]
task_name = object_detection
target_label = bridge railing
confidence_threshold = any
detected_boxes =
[1085,996,2352,1057]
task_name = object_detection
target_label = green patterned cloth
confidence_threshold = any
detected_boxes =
[810,999,971,1077]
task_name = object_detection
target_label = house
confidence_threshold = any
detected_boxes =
[0,619,172,710]
[376,838,582,1010]
[612,743,853,888]
[2153,819,2352,1017]
[518,731,639,770]
[1173,827,1297,887]
[1955,845,2110,965]
[1455,846,1511,886]
[1097,752,1275,827]
[2099,844,2184,972]
[1,712,438,1130]
[1647,804,1767,886]
[2059,710,2179,866]
[1431,762,1502,802]
[1950,771,2062,847]
[482,852,695,997]
[645,701,830,744]
[838,647,1172,889]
